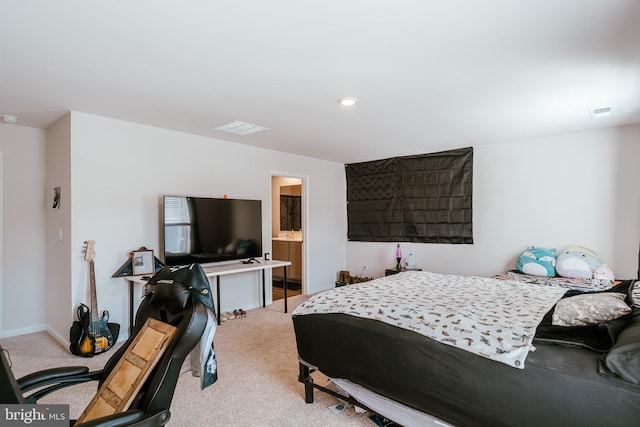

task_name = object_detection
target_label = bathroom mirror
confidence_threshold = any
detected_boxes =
[280,185,301,231]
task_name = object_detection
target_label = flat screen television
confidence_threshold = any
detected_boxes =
[162,195,262,266]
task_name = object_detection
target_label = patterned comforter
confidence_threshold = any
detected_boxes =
[492,270,614,292]
[293,271,567,368]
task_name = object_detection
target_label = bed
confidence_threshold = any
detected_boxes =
[292,270,640,427]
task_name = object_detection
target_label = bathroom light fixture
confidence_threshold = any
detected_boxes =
[1,114,18,123]
[338,97,358,106]
[213,120,268,135]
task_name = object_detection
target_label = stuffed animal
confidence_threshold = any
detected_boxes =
[516,247,556,277]
[555,246,602,279]
[593,265,615,281]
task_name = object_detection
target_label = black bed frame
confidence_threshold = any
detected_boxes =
[298,362,378,414]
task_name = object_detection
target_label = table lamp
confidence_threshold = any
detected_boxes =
[395,244,402,270]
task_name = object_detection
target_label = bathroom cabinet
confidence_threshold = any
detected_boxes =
[273,240,302,283]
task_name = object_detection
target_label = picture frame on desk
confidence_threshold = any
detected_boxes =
[132,249,155,276]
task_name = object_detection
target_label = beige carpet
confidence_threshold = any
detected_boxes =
[1,295,377,427]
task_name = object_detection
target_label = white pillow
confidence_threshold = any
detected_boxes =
[552,292,631,327]
[631,281,640,308]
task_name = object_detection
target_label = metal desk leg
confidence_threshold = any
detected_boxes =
[216,276,221,325]
[284,266,288,313]
[128,280,135,333]
[262,269,266,308]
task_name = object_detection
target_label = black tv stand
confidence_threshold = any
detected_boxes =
[242,257,260,264]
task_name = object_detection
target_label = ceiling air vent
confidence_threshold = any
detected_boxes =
[589,106,612,119]
[213,120,268,136]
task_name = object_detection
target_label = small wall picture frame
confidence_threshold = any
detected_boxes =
[132,249,155,276]
[52,186,61,209]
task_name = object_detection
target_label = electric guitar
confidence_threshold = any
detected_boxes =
[76,240,115,356]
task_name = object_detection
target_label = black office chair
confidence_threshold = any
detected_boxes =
[12,264,217,427]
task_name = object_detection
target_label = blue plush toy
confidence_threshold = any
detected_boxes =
[555,246,602,279]
[517,247,556,277]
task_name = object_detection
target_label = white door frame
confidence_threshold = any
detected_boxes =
[0,152,4,333]
[269,171,309,296]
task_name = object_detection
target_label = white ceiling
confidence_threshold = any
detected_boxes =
[1,1,639,163]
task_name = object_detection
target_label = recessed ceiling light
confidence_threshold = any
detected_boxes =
[589,106,612,119]
[338,97,358,106]
[1,114,18,123]
[213,120,268,136]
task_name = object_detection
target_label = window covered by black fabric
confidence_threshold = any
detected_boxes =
[346,147,473,243]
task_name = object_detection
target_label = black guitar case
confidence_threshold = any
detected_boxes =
[69,306,120,357]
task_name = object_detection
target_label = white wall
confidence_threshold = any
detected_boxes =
[58,111,346,341]
[3,115,639,343]
[45,115,73,344]
[0,123,47,338]
[346,124,640,280]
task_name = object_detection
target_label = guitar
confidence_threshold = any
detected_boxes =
[76,240,115,356]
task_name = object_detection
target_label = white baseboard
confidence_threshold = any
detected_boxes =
[0,324,46,339]
[46,326,69,349]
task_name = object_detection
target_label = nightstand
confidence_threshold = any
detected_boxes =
[385,267,422,276]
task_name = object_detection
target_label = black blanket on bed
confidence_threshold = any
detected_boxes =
[294,312,640,427]
[533,280,633,351]
[293,279,640,427]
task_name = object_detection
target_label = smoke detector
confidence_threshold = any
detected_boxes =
[1,114,18,123]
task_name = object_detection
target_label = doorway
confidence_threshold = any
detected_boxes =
[271,175,304,301]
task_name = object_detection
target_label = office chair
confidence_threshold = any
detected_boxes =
[10,264,217,427]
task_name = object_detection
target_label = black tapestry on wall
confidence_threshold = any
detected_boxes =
[346,147,473,244]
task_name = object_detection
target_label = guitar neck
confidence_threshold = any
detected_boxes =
[89,260,99,323]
